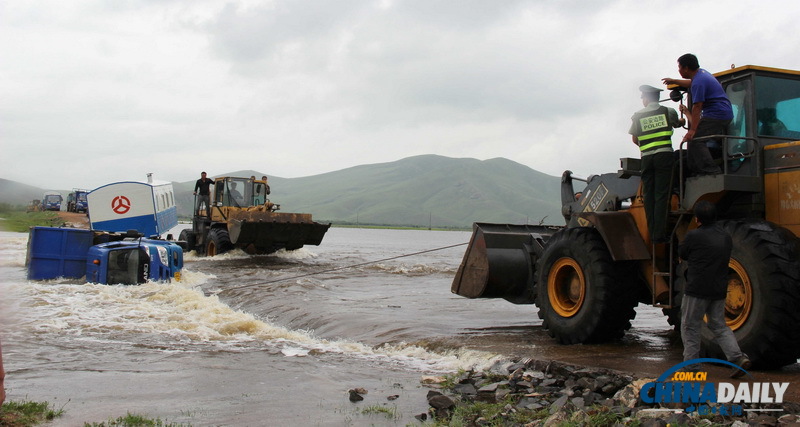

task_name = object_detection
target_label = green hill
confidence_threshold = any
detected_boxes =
[1,155,564,227]
[0,179,65,207]
[266,155,562,227]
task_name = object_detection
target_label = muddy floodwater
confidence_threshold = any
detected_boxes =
[1,227,798,425]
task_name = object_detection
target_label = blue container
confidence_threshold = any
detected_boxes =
[26,226,94,280]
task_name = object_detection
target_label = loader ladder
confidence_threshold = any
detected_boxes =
[650,212,690,309]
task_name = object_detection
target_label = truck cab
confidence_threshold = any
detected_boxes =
[67,190,89,213]
[85,236,183,285]
[42,193,63,211]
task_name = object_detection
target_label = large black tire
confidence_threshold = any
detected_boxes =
[535,227,638,344]
[178,229,196,253]
[699,220,800,368]
[206,228,233,257]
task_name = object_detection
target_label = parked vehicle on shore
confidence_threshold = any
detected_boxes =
[42,192,63,211]
[67,189,89,213]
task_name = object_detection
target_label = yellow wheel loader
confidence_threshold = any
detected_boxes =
[452,65,800,368]
[179,176,330,256]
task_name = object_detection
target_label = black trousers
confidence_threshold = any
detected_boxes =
[688,118,730,175]
[641,151,674,242]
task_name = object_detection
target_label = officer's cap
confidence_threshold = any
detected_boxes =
[639,85,663,94]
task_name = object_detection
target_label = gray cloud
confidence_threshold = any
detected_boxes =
[2,0,799,190]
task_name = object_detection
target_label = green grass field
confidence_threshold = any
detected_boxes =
[0,204,63,233]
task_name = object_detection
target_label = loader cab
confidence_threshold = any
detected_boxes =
[716,67,800,173]
[214,177,255,208]
[718,66,800,144]
[668,66,800,215]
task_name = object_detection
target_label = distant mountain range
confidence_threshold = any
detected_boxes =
[1,155,564,227]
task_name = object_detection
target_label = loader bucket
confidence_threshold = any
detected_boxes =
[227,213,331,253]
[452,222,560,303]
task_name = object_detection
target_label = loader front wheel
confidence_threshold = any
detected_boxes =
[536,227,637,344]
[206,228,233,257]
[178,229,196,253]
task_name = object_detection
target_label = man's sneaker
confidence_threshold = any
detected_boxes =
[730,357,752,379]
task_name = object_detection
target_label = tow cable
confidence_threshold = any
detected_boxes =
[216,242,468,295]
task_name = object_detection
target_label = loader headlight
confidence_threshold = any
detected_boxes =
[157,246,168,265]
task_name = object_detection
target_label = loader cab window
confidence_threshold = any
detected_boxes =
[755,75,800,139]
[726,81,749,140]
[218,178,254,207]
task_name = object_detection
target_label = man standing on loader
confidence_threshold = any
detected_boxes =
[193,171,214,217]
[629,85,684,243]
[662,53,733,176]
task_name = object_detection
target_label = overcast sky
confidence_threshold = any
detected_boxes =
[2,0,799,190]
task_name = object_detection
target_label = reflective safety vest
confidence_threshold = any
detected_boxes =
[633,105,673,154]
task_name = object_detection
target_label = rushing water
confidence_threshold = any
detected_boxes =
[5,226,793,425]
[1,227,535,425]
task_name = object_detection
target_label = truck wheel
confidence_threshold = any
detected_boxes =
[699,220,800,368]
[536,227,637,344]
[206,228,233,256]
[178,229,196,253]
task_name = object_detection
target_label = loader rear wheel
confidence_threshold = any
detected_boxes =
[206,228,233,257]
[536,227,637,344]
[699,220,800,368]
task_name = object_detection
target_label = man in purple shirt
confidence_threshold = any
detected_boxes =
[663,54,733,175]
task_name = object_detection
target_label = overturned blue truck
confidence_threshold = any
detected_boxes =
[26,175,183,285]
[26,227,183,285]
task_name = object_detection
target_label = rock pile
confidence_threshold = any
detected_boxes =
[420,358,800,426]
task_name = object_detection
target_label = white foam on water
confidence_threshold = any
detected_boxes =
[363,262,456,276]
[2,230,501,374]
[183,248,251,262]
[10,270,500,373]
[182,247,318,262]
[0,233,30,268]
[271,247,318,260]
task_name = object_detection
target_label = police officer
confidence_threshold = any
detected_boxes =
[629,85,685,243]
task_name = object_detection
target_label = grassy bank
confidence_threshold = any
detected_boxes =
[0,204,62,233]
[1,401,186,426]
[0,400,64,426]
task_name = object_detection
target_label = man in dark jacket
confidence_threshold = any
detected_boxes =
[679,201,750,377]
[193,171,214,216]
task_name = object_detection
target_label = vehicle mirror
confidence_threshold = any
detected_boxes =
[670,89,683,103]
